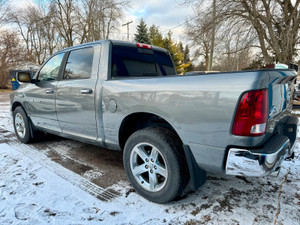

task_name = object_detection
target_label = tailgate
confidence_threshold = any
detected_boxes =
[268,70,297,118]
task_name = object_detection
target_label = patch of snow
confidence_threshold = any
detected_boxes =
[0,143,110,224]
[292,109,300,115]
[1,141,299,224]
[83,170,103,181]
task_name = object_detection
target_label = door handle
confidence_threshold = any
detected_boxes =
[80,89,93,94]
[45,89,54,94]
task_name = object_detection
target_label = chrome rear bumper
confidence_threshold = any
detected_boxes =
[225,135,294,176]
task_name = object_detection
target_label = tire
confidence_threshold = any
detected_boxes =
[123,127,189,203]
[13,106,33,143]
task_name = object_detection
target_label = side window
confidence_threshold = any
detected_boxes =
[154,51,176,75]
[64,47,94,80]
[112,46,157,78]
[38,53,64,82]
[111,45,176,78]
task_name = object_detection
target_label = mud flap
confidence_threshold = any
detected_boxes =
[183,145,206,190]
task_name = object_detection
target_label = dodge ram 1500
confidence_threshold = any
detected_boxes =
[11,40,297,203]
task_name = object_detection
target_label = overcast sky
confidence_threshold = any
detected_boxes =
[9,0,194,43]
[107,0,194,42]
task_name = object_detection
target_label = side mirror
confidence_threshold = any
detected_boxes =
[17,71,33,83]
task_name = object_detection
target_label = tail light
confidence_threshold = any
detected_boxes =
[137,43,152,49]
[232,89,268,136]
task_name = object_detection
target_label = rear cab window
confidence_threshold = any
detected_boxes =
[111,44,176,78]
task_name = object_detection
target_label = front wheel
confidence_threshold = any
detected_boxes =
[123,127,189,203]
[13,106,33,143]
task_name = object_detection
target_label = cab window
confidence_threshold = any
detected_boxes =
[63,47,94,80]
[38,53,64,82]
[111,45,176,78]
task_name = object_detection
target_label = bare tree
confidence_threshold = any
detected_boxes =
[54,0,77,47]
[0,30,25,88]
[8,2,59,64]
[185,7,223,71]
[183,0,300,64]
[186,23,212,71]
[209,0,216,70]
[7,0,131,66]
[41,2,59,55]
[234,0,300,64]
[0,0,9,28]
[9,8,34,61]
[76,0,130,43]
[216,18,257,71]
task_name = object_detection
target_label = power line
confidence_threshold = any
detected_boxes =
[161,15,202,33]
[111,14,202,38]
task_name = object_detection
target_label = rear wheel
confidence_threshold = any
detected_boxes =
[13,106,33,143]
[123,127,189,203]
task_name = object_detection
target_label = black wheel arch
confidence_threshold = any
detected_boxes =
[11,101,23,112]
[118,112,182,150]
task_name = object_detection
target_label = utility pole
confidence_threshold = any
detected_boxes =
[122,21,133,41]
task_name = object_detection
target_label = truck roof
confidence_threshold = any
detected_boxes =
[55,40,169,54]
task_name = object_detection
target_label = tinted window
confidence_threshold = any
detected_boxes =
[38,53,64,82]
[111,45,176,78]
[64,47,94,80]
[154,50,177,75]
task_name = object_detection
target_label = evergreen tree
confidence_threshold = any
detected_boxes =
[134,19,150,44]
[183,45,195,73]
[162,32,185,74]
[183,45,190,64]
[146,24,193,74]
[178,42,184,54]
[149,25,163,47]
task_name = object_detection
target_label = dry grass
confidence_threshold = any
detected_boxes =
[0,89,12,93]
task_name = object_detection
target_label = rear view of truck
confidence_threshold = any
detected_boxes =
[106,59,298,202]
[226,70,297,176]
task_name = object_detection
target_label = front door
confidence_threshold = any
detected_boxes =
[25,53,65,132]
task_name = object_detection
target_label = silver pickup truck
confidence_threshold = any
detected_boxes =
[11,40,297,203]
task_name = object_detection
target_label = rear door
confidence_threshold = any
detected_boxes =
[56,45,101,140]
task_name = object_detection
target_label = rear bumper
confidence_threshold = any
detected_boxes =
[225,134,295,176]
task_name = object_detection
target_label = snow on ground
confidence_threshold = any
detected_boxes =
[0,143,107,224]
[0,92,300,224]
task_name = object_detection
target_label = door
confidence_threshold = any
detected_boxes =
[56,46,99,140]
[25,53,65,132]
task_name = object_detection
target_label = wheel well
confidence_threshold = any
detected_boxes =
[11,102,30,122]
[11,102,23,112]
[119,113,182,150]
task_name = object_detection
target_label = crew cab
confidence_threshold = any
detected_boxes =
[11,40,298,203]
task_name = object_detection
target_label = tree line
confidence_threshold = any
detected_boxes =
[183,0,300,71]
[0,0,129,88]
[134,18,194,74]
